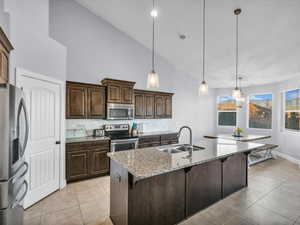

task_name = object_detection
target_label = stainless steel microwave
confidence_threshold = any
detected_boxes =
[106,103,134,120]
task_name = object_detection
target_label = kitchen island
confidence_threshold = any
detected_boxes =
[108,138,265,225]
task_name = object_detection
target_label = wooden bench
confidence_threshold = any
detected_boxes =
[249,144,278,166]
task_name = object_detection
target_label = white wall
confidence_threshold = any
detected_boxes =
[215,77,300,161]
[49,0,216,143]
[0,0,67,83]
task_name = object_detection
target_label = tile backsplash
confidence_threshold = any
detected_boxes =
[66,119,174,138]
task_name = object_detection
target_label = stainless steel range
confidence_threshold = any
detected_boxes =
[0,84,29,225]
[104,124,138,152]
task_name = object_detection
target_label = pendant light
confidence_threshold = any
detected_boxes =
[237,77,246,102]
[232,8,242,99]
[199,0,208,95]
[147,0,159,89]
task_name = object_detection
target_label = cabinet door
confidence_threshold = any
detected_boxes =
[187,160,222,216]
[66,150,89,182]
[88,86,106,119]
[89,150,109,176]
[121,86,133,104]
[107,85,122,103]
[155,95,165,118]
[134,92,145,119]
[66,84,87,119]
[161,134,178,146]
[0,48,9,84]
[165,96,172,118]
[222,153,247,198]
[145,94,155,119]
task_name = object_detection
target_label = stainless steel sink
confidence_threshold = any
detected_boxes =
[158,144,205,154]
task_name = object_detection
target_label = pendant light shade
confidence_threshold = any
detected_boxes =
[232,87,242,99]
[236,77,246,102]
[232,8,242,100]
[147,0,159,89]
[147,71,159,89]
[199,81,208,95]
[199,0,209,96]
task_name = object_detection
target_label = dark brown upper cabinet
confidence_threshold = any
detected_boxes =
[0,27,13,84]
[66,81,106,119]
[134,91,145,119]
[101,78,135,104]
[134,89,173,119]
[88,86,106,119]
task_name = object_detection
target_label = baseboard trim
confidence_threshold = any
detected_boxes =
[60,179,67,190]
[274,151,300,169]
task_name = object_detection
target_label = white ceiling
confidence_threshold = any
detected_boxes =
[75,0,300,88]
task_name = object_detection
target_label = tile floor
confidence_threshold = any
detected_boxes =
[25,158,300,225]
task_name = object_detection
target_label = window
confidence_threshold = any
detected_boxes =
[248,94,272,129]
[217,96,237,126]
[284,89,300,131]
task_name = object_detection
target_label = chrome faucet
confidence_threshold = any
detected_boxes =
[177,126,193,146]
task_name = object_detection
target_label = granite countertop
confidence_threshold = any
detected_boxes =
[66,136,110,144]
[107,138,265,180]
[205,134,271,142]
[138,130,178,137]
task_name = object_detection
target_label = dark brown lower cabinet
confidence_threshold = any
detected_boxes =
[222,152,248,198]
[110,161,185,225]
[89,150,110,176]
[138,134,178,149]
[187,160,222,216]
[66,140,110,182]
[67,150,89,181]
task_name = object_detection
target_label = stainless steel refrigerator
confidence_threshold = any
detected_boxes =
[0,84,29,225]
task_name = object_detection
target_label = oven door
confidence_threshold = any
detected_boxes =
[107,104,134,120]
[111,139,138,152]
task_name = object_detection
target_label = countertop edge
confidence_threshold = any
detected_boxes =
[108,144,265,181]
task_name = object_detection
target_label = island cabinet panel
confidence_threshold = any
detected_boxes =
[187,160,222,216]
[66,140,110,182]
[222,152,248,198]
[128,169,186,225]
[110,161,129,225]
[66,81,106,119]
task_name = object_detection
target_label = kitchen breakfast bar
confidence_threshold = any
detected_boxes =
[108,138,265,225]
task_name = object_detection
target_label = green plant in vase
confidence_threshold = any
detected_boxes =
[234,127,243,137]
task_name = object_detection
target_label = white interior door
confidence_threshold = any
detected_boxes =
[17,73,61,208]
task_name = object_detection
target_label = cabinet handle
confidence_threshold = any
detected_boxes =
[56,141,61,145]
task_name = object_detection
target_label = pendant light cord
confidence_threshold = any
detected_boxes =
[235,11,239,88]
[152,0,155,72]
[202,0,206,81]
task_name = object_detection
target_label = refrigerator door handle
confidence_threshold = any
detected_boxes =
[12,180,28,208]
[12,162,29,184]
[17,98,29,157]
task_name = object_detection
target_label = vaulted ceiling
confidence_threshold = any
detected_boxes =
[75,0,300,88]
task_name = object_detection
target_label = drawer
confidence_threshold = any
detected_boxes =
[161,140,178,146]
[138,142,160,149]
[66,140,110,152]
[161,134,178,141]
[138,136,161,144]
